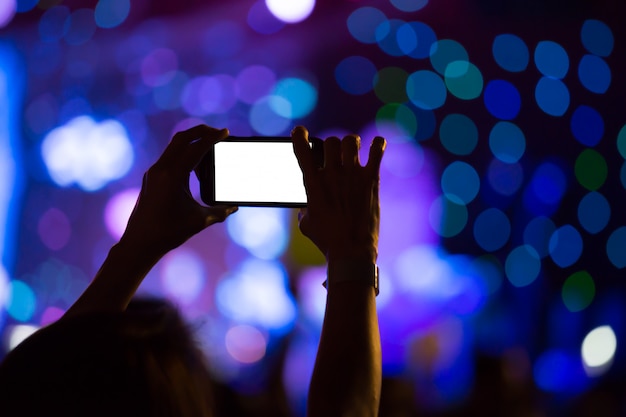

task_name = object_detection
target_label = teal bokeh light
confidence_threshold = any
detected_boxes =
[441,161,480,204]
[534,41,569,79]
[618,125,626,159]
[429,195,468,238]
[444,61,483,100]
[430,39,469,76]
[439,114,478,156]
[492,34,529,72]
[270,78,317,119]
[6,280,37,322]
[489,121,526,163]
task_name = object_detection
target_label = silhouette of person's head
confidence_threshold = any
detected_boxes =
[0,298,215,417]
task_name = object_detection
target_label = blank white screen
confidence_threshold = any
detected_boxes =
[214,141,307,204]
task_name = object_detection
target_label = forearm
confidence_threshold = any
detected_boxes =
[307,280,382,417]
[63,239,163,319]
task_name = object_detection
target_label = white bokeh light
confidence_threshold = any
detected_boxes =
[581,325,617,377]
[5,324,40,351]
[265,0,315,23]
[41,116,134,191]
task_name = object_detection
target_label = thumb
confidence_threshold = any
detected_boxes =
[204,205,238,226]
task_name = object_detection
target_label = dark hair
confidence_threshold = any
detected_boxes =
[0,298,214,417]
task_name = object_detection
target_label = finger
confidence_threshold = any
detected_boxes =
[184,127,229,170]
[366,136,386,174]
[324,136,342,169]
[204,205,238,225]
[292,126,315,178]
[341,134,361,168]
[159,125,227,167]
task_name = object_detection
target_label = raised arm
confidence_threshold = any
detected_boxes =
[292,126,386,417]
[63,125,238,319]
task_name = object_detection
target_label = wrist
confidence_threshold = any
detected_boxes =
[325,259,379,296]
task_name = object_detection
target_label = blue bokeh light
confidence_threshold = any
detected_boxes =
[524,162,567,216]
[347,7,387,44]
[390,0,428,12]
[489,121,526,163]
[487,159,524,196]
[534,349,589,394]
[94,0,130,29]
[65,9,96,46]
[473,208,511,251]
[535,77,570,117]
[570,105,604,147]
[397,21,437,59]
[335,56,377,95]
[606,227,626,269]
[505,245,541,287]
[549,225,583,268]
[581,19,614,57]
[247,0,285,34]
[406,70,447,110]
[376,19,407,57]
[441,161,480,204]
[578,55,611,94]
[17,0,38,13]
[534,41,569,79]
[524,216,556,258]
[39,6,70,42]
[484,80,521,120]
[492,34,529,72]
[578,192,610,234]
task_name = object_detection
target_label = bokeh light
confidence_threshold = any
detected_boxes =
[41,116,134,191]
[575,149,607,190]
[406,70,447,110]
[94,0,130,29]
[549,225,583,268]
[489,121,526,163]
[160,249,206,305]
[444,61,483,100]
[524,216,556,258]
[6,280,36,322]
[618,124,626,159]
[104,188,139,240]
[270,77,318,118]
[390,0,428,12]
[248,0,285,34]
[492,34,529,72]
[484,80,521,120]
[581,19,614,57]
[534,41,569,79]
[535,77,570,117]
[225,324,267,364]
[487,159,524,196]
[335,56,377,95]
[439,114,478,156]
[577,191,610,234]
[606,227,626,269]
[37,208,71,251]
[227,207,289,260]
[347,7,387,44]
[65,8,96,46]
[561,271,595,312]
[375,67,408,103]
[571,105,604,146]
[441,161,480,204]
[525,162,567,216]
[396,21,436,59]
[39,6,70,42]
[265,0,315,23]
[473,208,511,251]
[505,245,541,287]
[581,325,617,377]
[376,19,409,57]
[429,195,468,238]
[4,324,39,352]
[578,55,611,94]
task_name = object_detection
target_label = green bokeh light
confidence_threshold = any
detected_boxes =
[575,149,608,190]
[376,103,417,137]
[561,270,595,312]
[429,195,468,238]
[374,66,409,103]
[439,113,478,155]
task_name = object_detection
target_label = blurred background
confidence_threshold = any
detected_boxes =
[1,0,625,415]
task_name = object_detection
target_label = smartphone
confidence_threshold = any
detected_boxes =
[198,136,323,207]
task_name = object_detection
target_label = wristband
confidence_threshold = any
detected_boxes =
[323,260,379,296]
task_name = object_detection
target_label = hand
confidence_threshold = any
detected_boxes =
[120,125,238,256]
[291,126,386,263]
